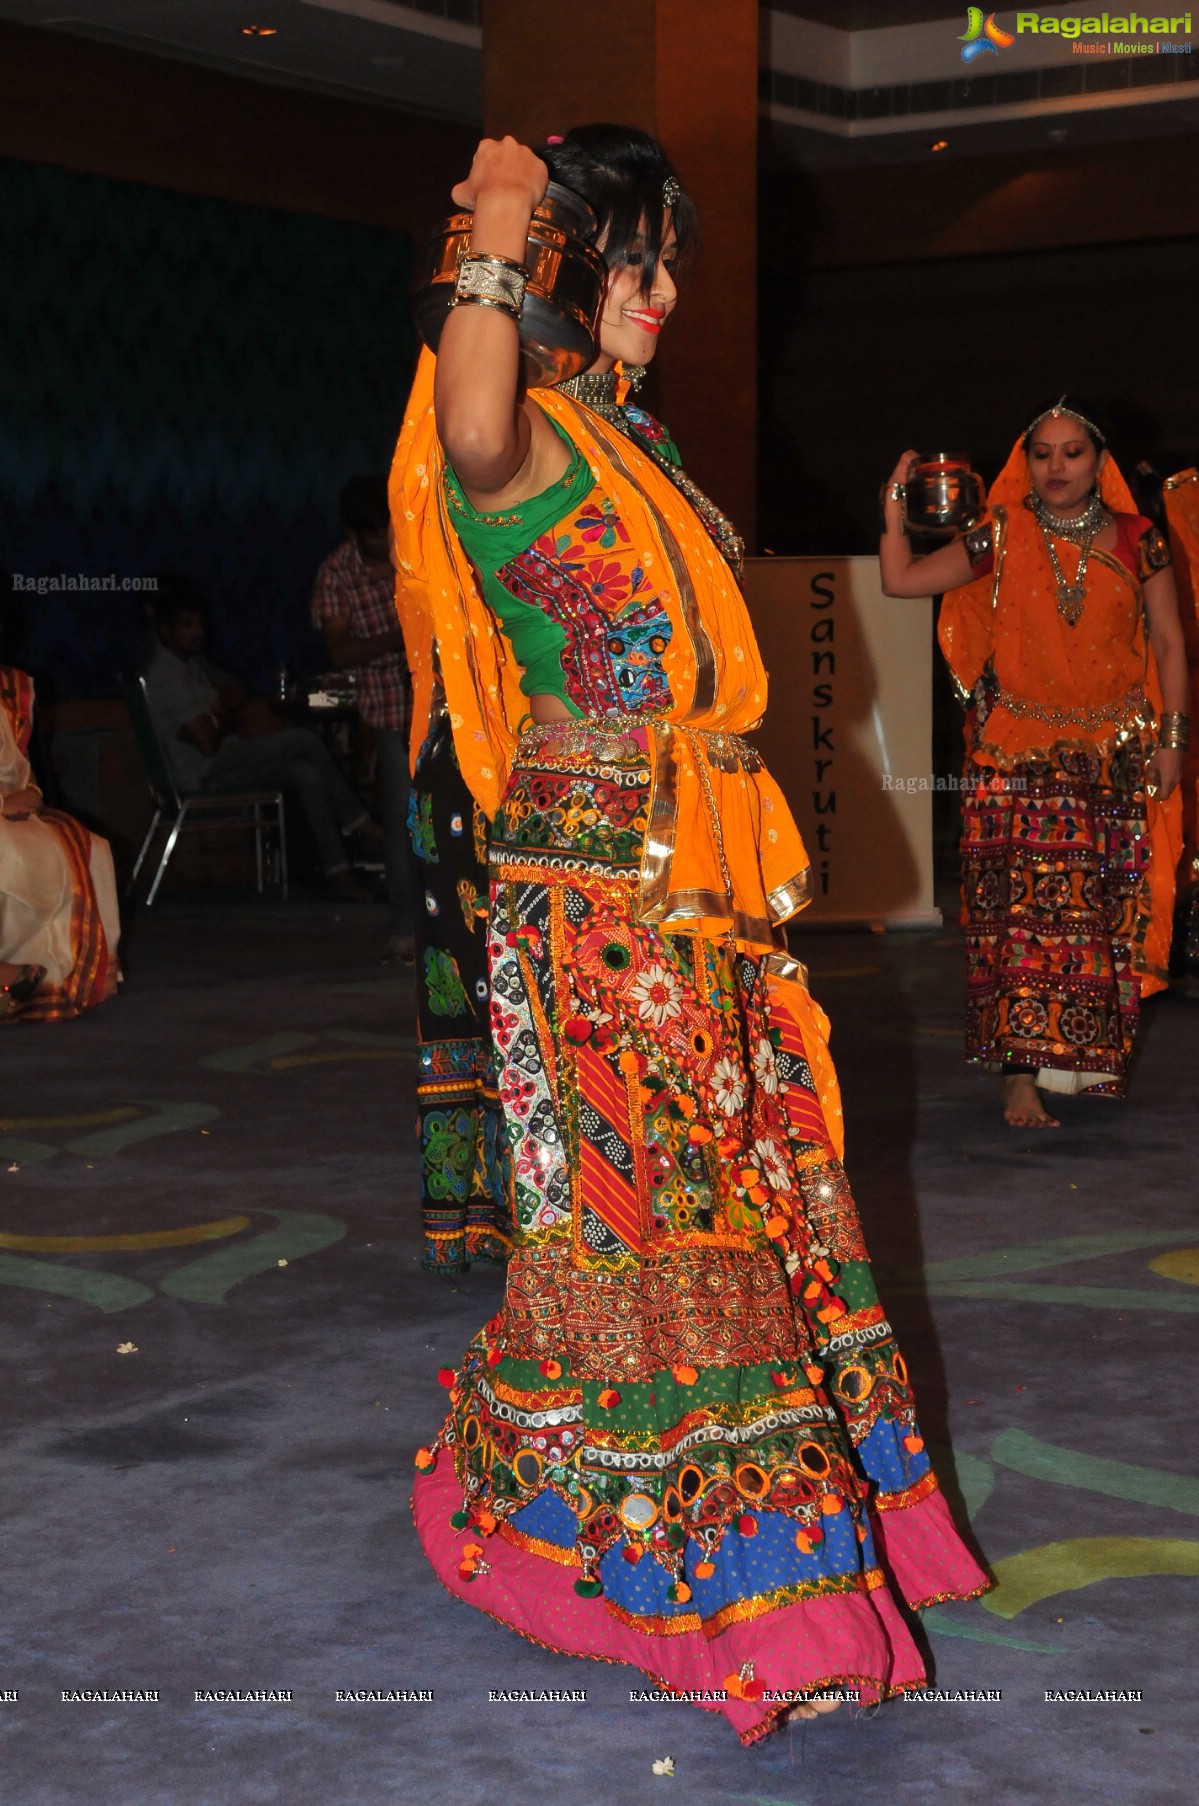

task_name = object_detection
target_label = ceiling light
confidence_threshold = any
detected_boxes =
[241,24,278,35]
[930,140,949,153]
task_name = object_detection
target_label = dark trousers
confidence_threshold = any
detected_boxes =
[204,727,366,876]
[373,725,414,932]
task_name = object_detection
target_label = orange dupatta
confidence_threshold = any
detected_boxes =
[388,349,813,949]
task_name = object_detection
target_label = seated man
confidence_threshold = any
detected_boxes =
[142,584,379,899]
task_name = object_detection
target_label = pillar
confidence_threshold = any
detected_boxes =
[480,0,759,545]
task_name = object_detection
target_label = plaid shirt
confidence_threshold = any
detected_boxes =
[311,537,411,733]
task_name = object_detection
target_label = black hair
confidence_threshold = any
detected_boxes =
[1021,394,1110,454]
[340,474,390,534]
[150,572,207,632]
[538,124,698,296]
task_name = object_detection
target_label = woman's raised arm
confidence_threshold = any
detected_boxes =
[878,448,978,598]
[432,138,570,507]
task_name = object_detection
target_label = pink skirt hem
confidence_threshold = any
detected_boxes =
[412,1459,989,1743]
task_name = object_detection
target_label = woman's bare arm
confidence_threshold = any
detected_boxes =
[878,447,978,597]
[432,138,571,509]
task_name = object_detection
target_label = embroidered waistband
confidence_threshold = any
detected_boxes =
[515,716,763,774]
[993,683,1150,735]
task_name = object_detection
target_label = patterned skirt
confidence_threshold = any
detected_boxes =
[960,733,1150,1093]
[412,719,987,1742]
[409,718,513,1272]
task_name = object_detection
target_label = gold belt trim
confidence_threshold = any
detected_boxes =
[993,683,1150,735]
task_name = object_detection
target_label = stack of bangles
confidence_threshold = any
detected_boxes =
[449,250,529,322]
[1159,712,1191,752]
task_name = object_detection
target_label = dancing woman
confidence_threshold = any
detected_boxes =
[881,400,1188,1126]
[393,126,987,1742]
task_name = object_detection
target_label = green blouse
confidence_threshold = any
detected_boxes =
[442,408,685,718]
[444,419,596,714]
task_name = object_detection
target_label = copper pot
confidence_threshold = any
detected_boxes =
[413,182,607,388]
[901,454,984,537]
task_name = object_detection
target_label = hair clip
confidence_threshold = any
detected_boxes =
[662,175,681,206]
[546,134,565,145]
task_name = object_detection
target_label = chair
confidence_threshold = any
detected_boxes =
[124,676,288,906]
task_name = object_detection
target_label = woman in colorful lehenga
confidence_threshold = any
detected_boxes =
[391,126,987,1743]
[1,667,121,1021]
[1160,466,1199,969]
[880,399,1189,1127]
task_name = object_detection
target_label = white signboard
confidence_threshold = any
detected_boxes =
[743,555,940,930]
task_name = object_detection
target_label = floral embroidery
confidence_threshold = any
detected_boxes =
[630,961,684,1028]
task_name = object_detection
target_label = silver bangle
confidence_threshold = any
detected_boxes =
[450,251,528,321]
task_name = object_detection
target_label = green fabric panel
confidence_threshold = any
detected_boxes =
[837,1260,879,1312]
[443,419,595,715]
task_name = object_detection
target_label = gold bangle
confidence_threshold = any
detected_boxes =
[450,251,528,320]
[1159,710,1191,751]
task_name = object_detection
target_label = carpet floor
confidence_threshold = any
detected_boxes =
[1,892,1195,1806]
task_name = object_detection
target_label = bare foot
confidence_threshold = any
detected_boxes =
[1002,1073,1060,1128]
[787,1693,844,1722]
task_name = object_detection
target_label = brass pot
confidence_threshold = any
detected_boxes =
[901,453,984,537]
[413,182,607,388]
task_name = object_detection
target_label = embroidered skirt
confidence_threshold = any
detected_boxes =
[409,718,513,1272]
[960,733,1151,1093]
[412,720,987,1741]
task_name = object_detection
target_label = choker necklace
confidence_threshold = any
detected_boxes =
[555,371,745,578]
[557,369,619,410]
[1026,489,1109,625]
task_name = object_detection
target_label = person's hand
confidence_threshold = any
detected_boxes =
[3,787,43,818]
[451,137,548,215]
[888,449,921,491]
[1146,745,1182,802]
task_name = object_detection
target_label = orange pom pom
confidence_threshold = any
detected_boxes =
[820,1493,843,1516]
[804,1364,825,1386]
[764,1214,789,1238]
[539,1358,563,1380]
[414,1447,436,1472]
[695,1560,715,1579]
[687,1124,713,1145]
[671,1582,693,1604]
[795,1530,813,1554]
[671,1364,698,1386]
[618,1048,642,1076]
[622,1544,643,1565]
[738,1166,761,1187]
[476,1509,497,1534]
[903,1434,925,1453]
[598,1387,622,1409]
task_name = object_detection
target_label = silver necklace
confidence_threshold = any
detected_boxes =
[1027,490,1108,625]
[555,371,745,577]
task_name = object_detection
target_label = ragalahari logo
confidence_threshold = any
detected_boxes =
[960,7,1017,58]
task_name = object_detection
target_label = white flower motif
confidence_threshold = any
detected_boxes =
[711,1055,747,1117]
[753,1036,780,1095]
[752,1135,790,1191]
[629,962,684,1029]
